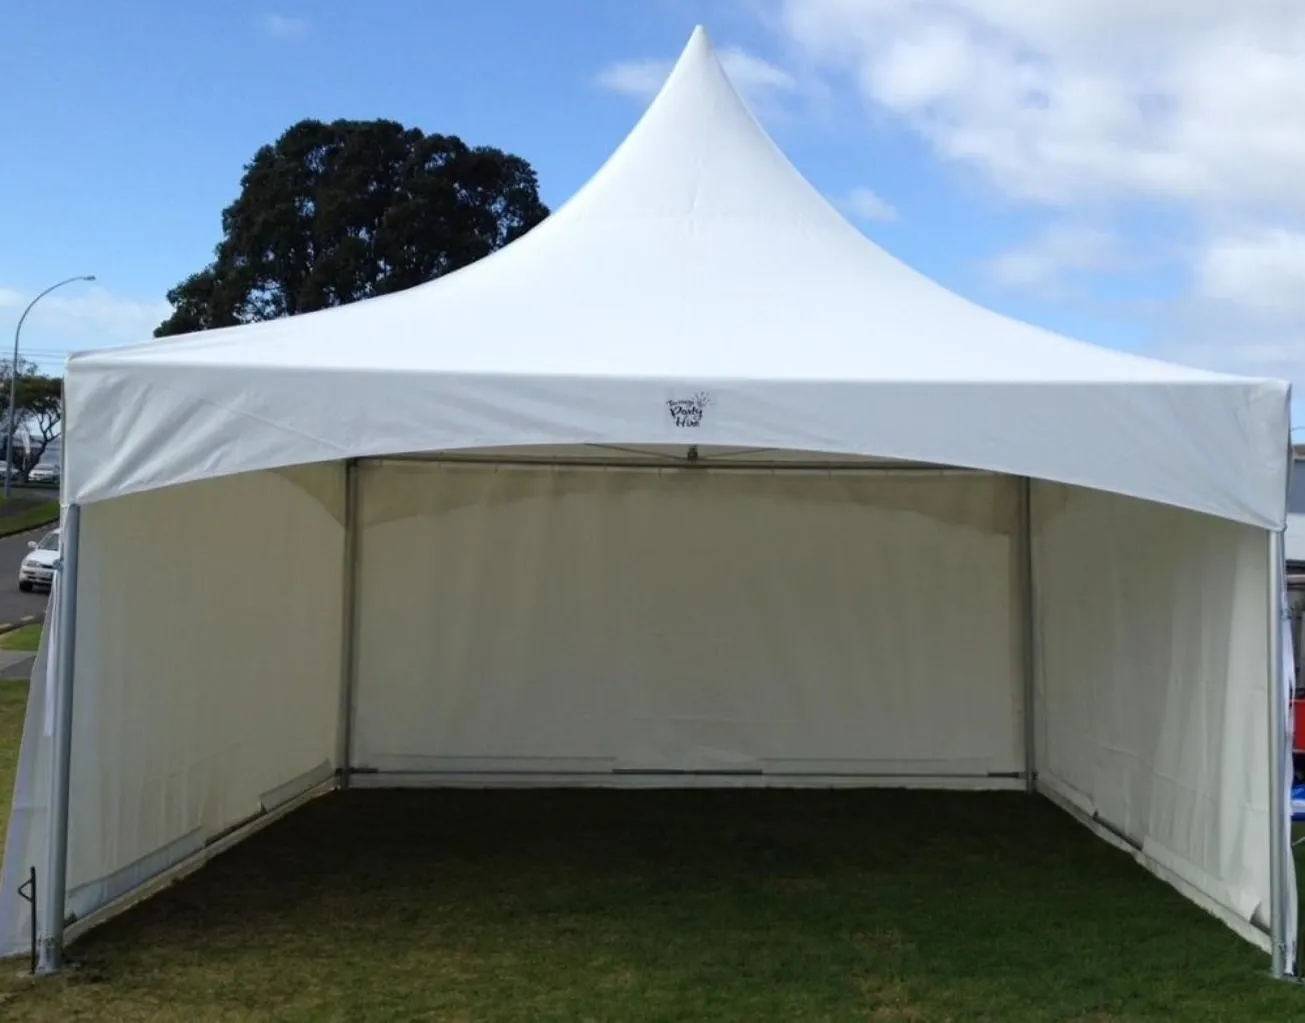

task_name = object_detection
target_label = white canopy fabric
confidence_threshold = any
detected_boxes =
[2,26,1298,977]
[64,28,1290,527]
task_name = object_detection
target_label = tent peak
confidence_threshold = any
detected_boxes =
[656,25,724,108]
[540,19,839,233]
[679,24,714,61]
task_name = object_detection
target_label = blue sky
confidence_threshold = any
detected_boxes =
[2,0,1302,425]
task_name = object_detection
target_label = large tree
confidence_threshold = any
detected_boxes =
[0,360,62,477]
[155,119,549,336]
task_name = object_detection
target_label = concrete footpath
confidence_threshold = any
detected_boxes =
[0,648,35,680]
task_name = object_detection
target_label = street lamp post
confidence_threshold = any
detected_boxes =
[5,275,96,499]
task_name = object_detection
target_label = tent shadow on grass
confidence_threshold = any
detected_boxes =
[5,786,1304,1022]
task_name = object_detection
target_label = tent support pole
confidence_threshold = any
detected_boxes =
[36,502,81,975]
[1268,527,1292,979]
[335,460,361,789]
[1018,477,1038,794]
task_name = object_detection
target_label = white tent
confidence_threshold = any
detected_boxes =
[2,26,1297,976]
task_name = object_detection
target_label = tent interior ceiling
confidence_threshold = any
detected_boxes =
[380,444,970,469]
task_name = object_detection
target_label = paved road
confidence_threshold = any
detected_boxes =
[0,525,53,629]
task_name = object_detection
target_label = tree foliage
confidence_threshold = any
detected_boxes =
[155,119,549,336]
[0,360,62,476]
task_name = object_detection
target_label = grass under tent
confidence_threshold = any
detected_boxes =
[0,681,1302,1021]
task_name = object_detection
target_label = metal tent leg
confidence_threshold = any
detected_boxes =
[36,502,81,975]
[335,460,361,788]
[1269,528,1294,979]
[1018,477,1038,794]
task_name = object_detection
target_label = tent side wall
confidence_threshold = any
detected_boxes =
[1032,481,1287,947]
[349,460,1026,785]
[5,456,1291,962]
[0,465,347,954]
[68,465,347,918]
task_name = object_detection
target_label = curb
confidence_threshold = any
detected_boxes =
[0,614,44,638]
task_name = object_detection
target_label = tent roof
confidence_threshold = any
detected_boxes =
[64,27,1290,526]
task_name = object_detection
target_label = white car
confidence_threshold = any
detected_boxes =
[18,529,59,592]
[27,464,59,485]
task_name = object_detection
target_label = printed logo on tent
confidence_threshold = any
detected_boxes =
[666,392,711,428]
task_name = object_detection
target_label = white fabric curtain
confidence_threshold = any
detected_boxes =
[1032,481,1285,946]
[352,461,1024,782]
[0,573,58,955]
[1,458,1291,961]
[0,467,347,952]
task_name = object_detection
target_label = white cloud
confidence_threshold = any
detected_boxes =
[983,223,1118,290]
[1195,227,1305,322]
[595,45,796,107]
[263,13,308,38]
[594,59,668,99]
[1160,224,1305,417]
[841,186,898,222]
[769,0,1305,408]
[1131,226,1305,417]
[0,285,172,354]
[774,0,1305,214]
[720,46,798,97]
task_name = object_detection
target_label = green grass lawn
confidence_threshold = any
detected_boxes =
[0,683,24,842]
[0,685,1303,1021]
[0,627,42,653]
[0,501,58,540]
